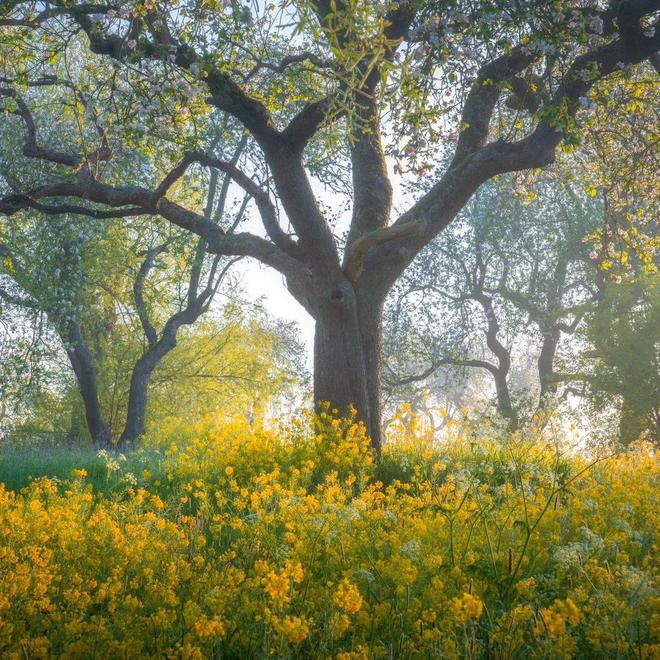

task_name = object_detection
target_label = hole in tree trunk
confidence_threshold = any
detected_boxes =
[329,288,345,304]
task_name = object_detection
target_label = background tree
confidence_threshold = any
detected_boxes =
[0,214,122,446]
[560,188,659,445]
[0,288,61,432]
[0,213,240,447]
[565,71,659,444]
[385,174,600,428]
[141,306,308,436]
[1,301,307,444]
[580,272,659,444]
[0,110,289,446]
[1,0,658,449]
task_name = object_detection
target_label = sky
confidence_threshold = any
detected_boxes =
[239,257,316,363]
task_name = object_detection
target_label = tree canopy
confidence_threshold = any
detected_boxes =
[1,0,658,448]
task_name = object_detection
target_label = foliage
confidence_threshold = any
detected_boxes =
[579,274,659,444]
[385,174,599,423]
[577,70,659,276]
[0,411,657,658]
[142,308,308,434]
[3,303,306,443]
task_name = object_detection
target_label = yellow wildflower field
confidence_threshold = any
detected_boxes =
[0,412,658,658]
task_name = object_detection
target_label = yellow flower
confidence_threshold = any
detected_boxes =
[451,593,484,622]
[536,597,581,637]
[333,580,363,614]
[536,608,565,637]
[274,615,311,645]
[557,598,581,626]
[225,466,234,477]
[515,577,537,600]
[289,561,304,584]
[331,612,351,637]
[195,618,226,638]
[263,570,290,607]
[0,412,656,657]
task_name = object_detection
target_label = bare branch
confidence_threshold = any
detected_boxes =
[153,150,299,256]
[65,6,280,146]
[388,355,500,387]
[282,96,337,150]
[0,176,305,282]
[454,46,537,162]
[362,20,660,292]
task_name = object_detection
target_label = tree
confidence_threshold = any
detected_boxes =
[0,117,249,447]
[2,303,308,443]
[582,273,659,444]
[140,306,309,434]
[385,175,600,428]
[562,188,659,445]
[1,0,658,450]
[0,215,120,446]
[0,209,245,448]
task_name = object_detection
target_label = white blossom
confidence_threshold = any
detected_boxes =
[589,16,604,35]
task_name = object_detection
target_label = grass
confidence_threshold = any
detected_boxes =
[0,444,165,493]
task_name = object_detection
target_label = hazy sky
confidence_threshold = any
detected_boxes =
[241,258,315,363]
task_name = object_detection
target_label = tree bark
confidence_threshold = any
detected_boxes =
[60,320,112,449]
[618,397,648,446]
[117,322,179,450]
[357,293,384,451]
[493,367,517,430]
[474,288,518,429]
[537,327,561,411]
[311,284,385,452]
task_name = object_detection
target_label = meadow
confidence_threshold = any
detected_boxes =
[1,410,657,659]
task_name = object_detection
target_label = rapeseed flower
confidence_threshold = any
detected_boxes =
[0,413,656,658]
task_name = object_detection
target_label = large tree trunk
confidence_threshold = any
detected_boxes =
[357,293,385,451]
[312,286,385,452]
[62,321,112,449]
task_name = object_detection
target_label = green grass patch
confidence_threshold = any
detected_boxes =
[0,444,165,494]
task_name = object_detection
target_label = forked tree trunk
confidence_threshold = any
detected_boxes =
[537,327,561,412]
[493,369,518,431]
[118,329,178,451]
[117,359,152,452]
